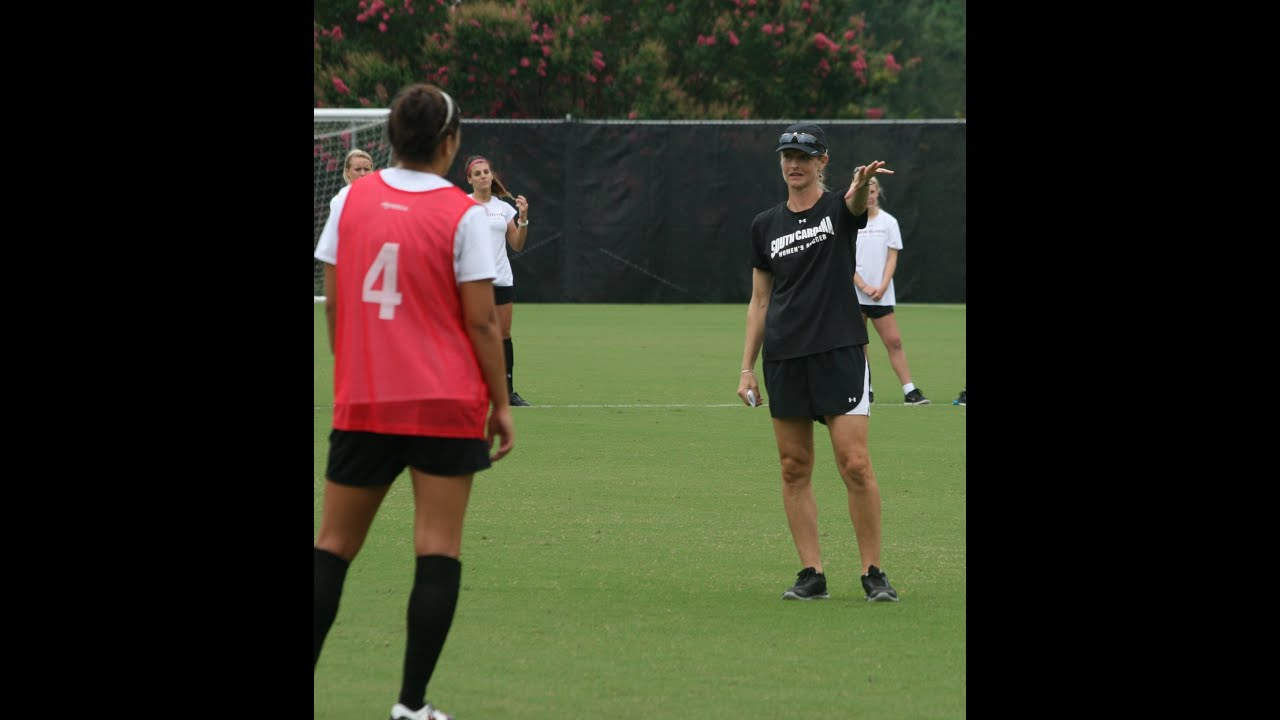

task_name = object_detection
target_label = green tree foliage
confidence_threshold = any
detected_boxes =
[314,0,959,119]
[857,0,965,118]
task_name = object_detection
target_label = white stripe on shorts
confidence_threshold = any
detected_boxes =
[843,353,871,417]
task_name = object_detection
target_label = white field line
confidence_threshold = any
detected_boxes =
[312,402,948,410]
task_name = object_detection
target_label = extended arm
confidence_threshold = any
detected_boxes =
[844,161,894,215]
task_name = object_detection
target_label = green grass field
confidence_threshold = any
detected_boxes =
[314,303,966,719]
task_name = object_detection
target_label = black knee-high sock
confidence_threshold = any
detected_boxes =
[314,547,350,670]
[503,337,514,393]
[399,554,462,709]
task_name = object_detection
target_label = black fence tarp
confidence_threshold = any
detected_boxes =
[314,119,965,303]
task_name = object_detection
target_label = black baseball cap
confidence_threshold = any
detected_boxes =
[775,123,828,156]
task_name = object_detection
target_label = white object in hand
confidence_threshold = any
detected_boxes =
[746,389,758,407]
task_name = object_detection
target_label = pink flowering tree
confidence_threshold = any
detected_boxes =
[314,0,924,118]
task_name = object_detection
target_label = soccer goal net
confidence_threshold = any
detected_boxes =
[313,109,394,301]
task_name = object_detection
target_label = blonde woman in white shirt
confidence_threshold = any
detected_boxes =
[853,177,929,405]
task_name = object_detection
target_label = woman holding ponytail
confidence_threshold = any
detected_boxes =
[465,155,532,406]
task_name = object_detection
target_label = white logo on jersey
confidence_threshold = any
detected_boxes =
[380,201,410,212]
[769,216,834,258]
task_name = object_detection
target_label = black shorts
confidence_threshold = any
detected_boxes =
[860,304,894,319]
[763,345,869,422]
[494,285,514,305]
[325,429,491,487]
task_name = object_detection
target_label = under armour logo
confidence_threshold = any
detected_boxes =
[798,218,807,224]
[848,397,854,402]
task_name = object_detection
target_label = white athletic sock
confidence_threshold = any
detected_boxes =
[903,383,916,394]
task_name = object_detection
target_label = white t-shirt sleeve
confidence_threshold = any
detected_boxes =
[501,199,517,225]
[455,204,497,283]
[887,214,903,250]
[314,185,351,265]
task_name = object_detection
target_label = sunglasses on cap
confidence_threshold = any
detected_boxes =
[778,132,823,147]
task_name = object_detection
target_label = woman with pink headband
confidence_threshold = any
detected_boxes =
[464,155,533,406]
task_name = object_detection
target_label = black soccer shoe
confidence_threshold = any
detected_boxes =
[860,565,899,602]
[782,567,830,600]
[904,388,930,405]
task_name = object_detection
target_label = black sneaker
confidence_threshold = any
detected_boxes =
[782,567,829,600]
[953,389,966,406]
[861,565,899,602]
[509,392,531,407]
[904,388,930,405]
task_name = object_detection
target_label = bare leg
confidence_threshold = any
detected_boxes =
[315,480,393,561]
[771,417,822,572]
[870,312,914,388]
[400,468,474,711]
[409,468,475,558]
[824,414,882,573]
[315,479,392,667]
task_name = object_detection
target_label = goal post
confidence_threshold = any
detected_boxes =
[314,109,393,301]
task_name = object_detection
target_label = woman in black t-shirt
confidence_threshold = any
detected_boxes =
[737,122,900,603]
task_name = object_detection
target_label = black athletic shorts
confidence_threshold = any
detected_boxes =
[325,429,491,487]
[494,285,514,305]
[860,304,894,319]
[763,345,870,422]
